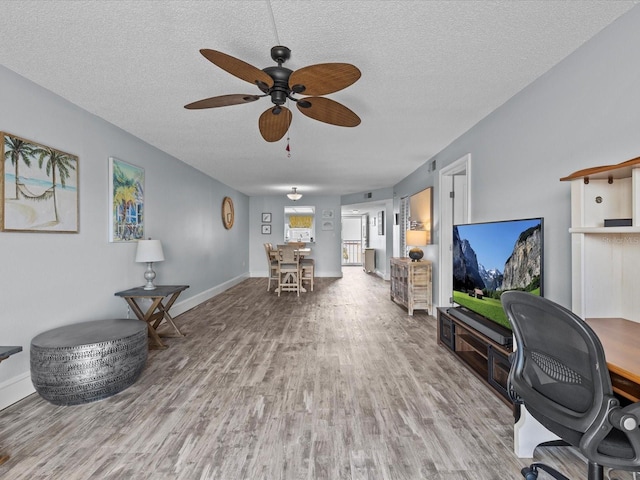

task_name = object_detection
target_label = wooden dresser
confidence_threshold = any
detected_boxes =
[389,257,432,315]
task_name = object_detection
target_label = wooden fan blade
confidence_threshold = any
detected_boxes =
[289,63,361,96]
[200,49,274,89]
[184,94,261,109]
[259,106,292,142]
[296,97,361,127]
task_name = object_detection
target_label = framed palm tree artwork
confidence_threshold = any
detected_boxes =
[1,132,79,233]
[108,157,144,242]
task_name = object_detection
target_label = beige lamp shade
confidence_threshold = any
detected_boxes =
[135,239,165,263]
[406,229,428,246]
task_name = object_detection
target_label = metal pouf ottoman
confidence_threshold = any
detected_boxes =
[31,318,148,406]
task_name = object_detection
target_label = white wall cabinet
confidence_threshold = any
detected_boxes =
[562,157,640,321]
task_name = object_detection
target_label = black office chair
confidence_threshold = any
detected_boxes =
[501,291,640,480]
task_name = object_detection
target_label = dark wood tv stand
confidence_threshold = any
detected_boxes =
[437,307,513,405]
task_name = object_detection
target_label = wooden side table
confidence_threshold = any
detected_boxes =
[114,285,189,349]
[0,346,22,465]
[389,257,432,315]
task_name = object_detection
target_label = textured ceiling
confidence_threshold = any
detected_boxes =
[0,1,636,196]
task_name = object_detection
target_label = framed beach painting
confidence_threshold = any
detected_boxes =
[1,132,78,233]
[109,157,144,242]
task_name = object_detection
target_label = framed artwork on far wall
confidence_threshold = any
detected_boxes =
[377,211,384,235]
[262,224,271,235]
[1,132,79,233]
[262,212,271,223]
[108,157,144,242]
[322,209,334,219]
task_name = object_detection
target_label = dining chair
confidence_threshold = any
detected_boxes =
[301,257,314,292]
[277,245,301,297]
[263,243,278,292]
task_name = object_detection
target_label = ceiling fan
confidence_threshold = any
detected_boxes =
[184,46,361,142]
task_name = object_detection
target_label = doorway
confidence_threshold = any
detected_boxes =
[340,201,391,278]
[438,154,470,307]
[342,215,363,265]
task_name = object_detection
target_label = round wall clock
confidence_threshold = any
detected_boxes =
[222,196,234,229]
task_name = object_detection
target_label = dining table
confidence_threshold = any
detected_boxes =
[270,247,312,293]
[269,247,311,258]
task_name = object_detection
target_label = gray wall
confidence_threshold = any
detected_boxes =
[0,65,250,408]
[366,200,393,279]
[393,5,640,309]
[249,195,343,278]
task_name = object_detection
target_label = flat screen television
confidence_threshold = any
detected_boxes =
[450,217,543,345]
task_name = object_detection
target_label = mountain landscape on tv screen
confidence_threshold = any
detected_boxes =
[453,222,542,294]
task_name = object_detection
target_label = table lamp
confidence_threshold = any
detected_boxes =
[135,239,165,290]
[406,230,428,262]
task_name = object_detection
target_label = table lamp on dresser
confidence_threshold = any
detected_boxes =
[406,230,428,262]
[135,239,165,290]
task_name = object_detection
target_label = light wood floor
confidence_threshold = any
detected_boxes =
[0,267,634,479]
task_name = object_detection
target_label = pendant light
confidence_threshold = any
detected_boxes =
[287,187,302,201]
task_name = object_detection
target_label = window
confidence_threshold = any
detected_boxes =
[284,206,315,243]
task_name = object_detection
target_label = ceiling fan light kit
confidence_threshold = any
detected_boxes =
[185,45,361,142]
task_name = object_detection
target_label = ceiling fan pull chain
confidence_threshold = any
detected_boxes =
[286,97,292,157]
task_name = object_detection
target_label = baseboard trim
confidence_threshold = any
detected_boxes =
[323,270,343,278]
[170,273,249,316]
[0,273,250,411]
[0,371,35,411]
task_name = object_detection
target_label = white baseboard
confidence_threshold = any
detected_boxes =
[170,273,249,316]
[0,371,35,411]
[0,273,250,411]
[321,270,343,277]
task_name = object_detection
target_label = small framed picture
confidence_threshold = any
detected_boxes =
[262,224,271,234]
[262,212,271,223]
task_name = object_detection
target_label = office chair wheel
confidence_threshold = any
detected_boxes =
[521,463,570,480]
